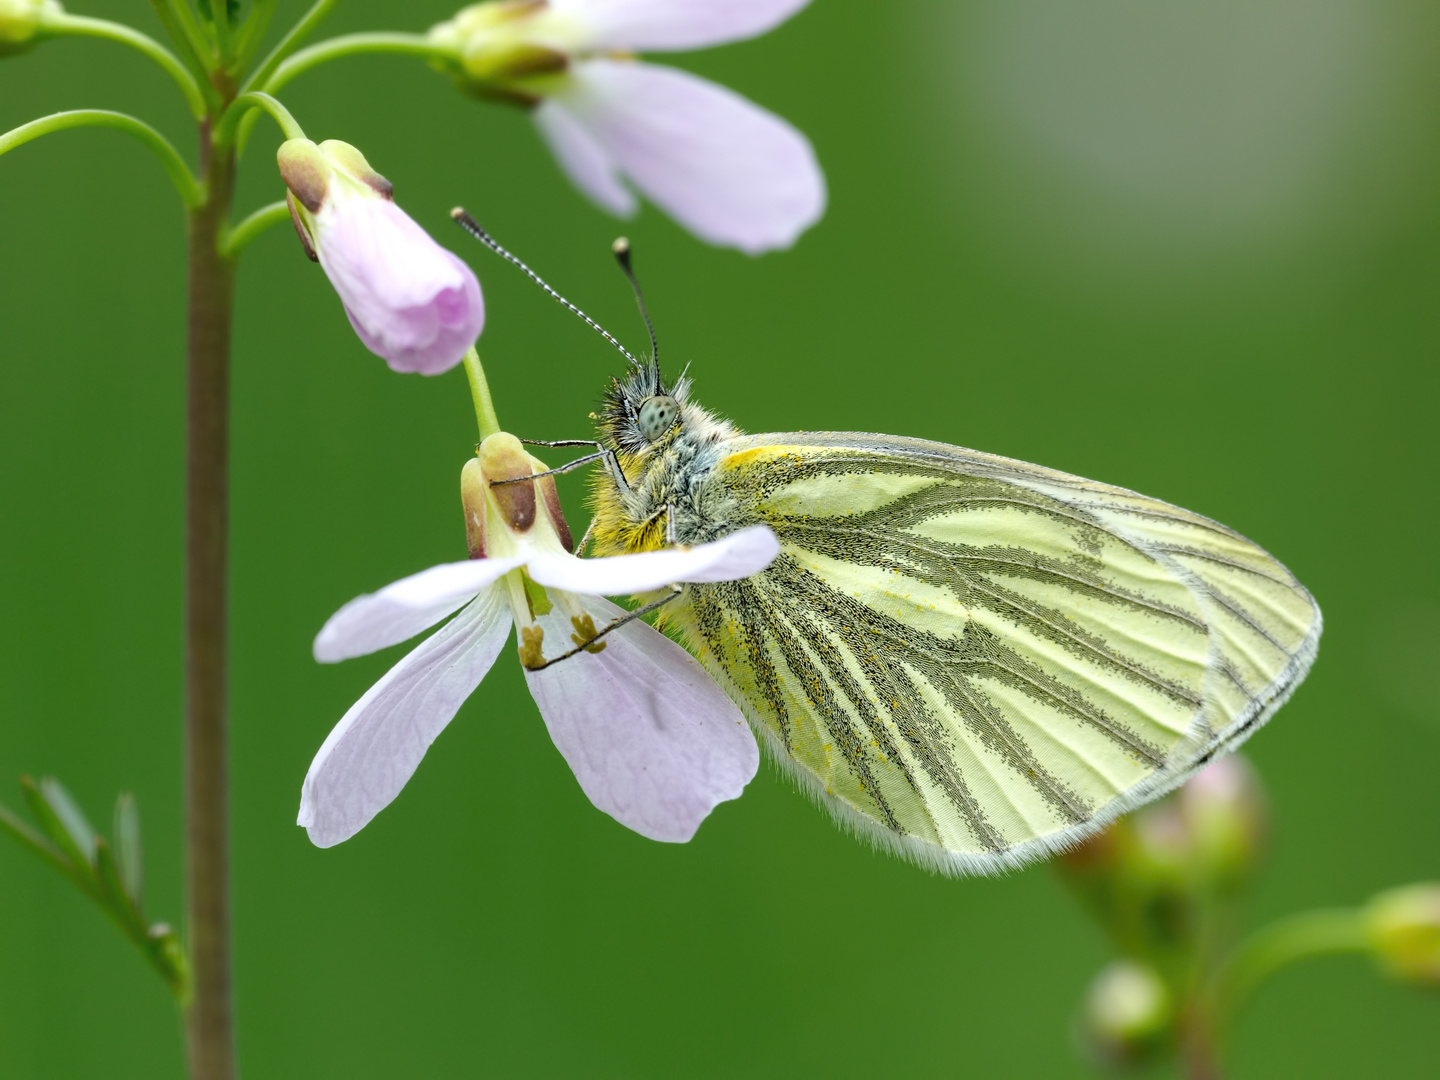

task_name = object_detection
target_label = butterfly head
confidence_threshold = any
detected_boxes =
[598,361,695,455]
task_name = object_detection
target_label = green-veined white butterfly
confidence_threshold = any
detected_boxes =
[454,211,1320,876]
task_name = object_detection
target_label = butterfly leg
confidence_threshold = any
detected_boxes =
[518,437,631,495]
[528,585,684,671]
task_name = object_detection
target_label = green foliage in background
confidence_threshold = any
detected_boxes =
[1,0,1437,1075]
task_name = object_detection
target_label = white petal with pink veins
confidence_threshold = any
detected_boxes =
[300,585,513,848]
[545,60,826,253]
[547,0,811,52]
[525,525,779,596]
[314,557,524,662]
[525,596,758,842]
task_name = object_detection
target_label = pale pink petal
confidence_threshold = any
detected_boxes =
[316,197,485,374]
[533,101,636,217]
[524,596,758,841]
[314,557,525,663]
[299,585,513,848]
[547,60,825,253]
[526,525,778,596]
[547,0,811,52]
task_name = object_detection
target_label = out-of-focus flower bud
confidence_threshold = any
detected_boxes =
[1363,883,1440,988]
[1078,960,1173,1068]
[277,138,484,375]
[1178,755,1267,886]
[429,1,568,87]
[0,0,60,56]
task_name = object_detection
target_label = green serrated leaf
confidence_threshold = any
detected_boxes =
[21,776,94,871]
[113,793,144,907]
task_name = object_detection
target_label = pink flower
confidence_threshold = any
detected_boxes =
[429,0,826,254]
[278,138,485,375]
[299,433,778,847]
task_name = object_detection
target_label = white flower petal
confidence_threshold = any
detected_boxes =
[525,525,778,596]
[533,100,637,217]
[525,596,758,842]
[299,585,513,848]
[546,0,811,52]
[548,60,826,253]
[314,557,524,663]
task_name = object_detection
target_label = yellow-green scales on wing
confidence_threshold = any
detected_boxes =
[587,361,1320,876]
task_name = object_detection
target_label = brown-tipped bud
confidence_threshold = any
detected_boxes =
[479,433,536,533]
[317,139,393,200]
[277,139,333,213]
[1364,883,1440,988]
[460,458,488,558]
[1078,961,1173,1068]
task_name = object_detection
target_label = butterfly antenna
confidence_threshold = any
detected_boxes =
[611,237,658,367]
[451,208,640,369]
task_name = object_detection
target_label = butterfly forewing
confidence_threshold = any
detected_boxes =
[669,433,1319,874]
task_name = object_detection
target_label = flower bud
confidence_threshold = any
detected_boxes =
[277,138,484,375]
[0,0,60,56]
[429,2,569,89]
[466,435,575,561]
[1078,960,1173,1068]
[1178,755,1267,885]
[1363,883,1440,988]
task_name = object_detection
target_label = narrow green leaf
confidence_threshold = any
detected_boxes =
[20,776,94,872]
[39,777,97,865]
[94,838,150,938]
[113,793,144,907]
[0,800,73,878]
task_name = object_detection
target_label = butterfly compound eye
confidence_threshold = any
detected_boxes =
[637,395,679,442]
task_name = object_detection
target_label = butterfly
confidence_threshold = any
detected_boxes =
[453,211,1321,876]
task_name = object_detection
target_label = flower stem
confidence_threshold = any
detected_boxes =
[0,111,204,209]
[44,14,210,119]
[239,0,339,96]
[183,120,238,1080]
[220,200,290,257]
[214,92,305,148]
[1210,908,1368,1025]
[264,32,452,95]
[463,347,501,440]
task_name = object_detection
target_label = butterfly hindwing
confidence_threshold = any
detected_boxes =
[668,433,1320,874]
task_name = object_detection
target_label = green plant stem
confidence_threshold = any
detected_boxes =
[44,14,209,119]
[463,347,502,440]
[221,200,290,256]
[239,0,338,95]
[214,91,304,148]
[151,0,217,75]
[183,119,238,1080]
[1210,908,1368,1025]
[0,110,204,208]
[265,32,452,94]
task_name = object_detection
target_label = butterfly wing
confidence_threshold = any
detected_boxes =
[669,433,1320,875]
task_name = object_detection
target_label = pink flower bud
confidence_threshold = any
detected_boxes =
[278,139,485,375]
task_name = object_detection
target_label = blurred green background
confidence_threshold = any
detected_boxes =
[2,0,1437,1075]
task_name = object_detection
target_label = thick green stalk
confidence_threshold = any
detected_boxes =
[183,119,238,1080]
[463,347,502,439]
